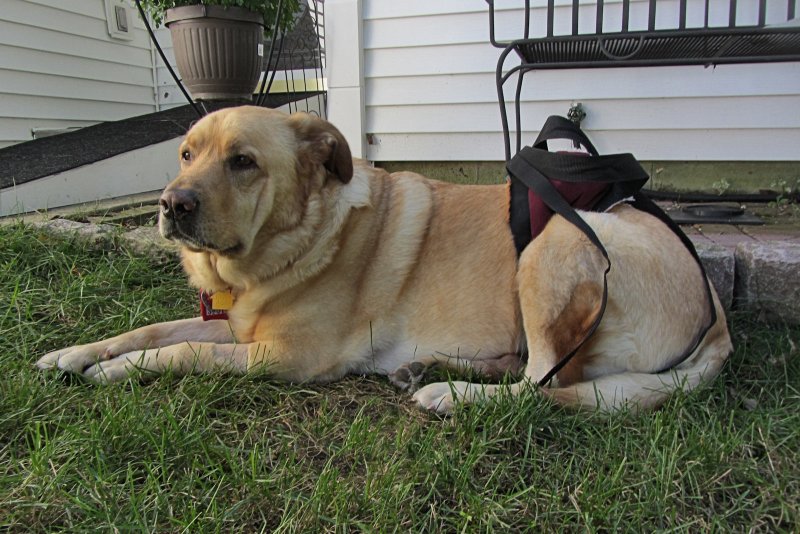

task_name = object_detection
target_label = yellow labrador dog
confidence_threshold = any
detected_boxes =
[38,107,732,414]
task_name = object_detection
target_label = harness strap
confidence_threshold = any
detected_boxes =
[506,116,717,387]
[507,153,611,387]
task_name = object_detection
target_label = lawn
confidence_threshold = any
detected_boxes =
[1,222,798,532]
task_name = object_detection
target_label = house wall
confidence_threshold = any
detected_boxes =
[327,0,800,163]
[0,0,158,149]
[150,26,187,110]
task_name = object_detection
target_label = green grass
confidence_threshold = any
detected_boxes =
[1,222,798,532]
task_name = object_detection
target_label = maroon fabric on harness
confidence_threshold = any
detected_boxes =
[528,152,610,240]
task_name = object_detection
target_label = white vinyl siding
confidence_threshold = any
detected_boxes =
[357,0,800,162]
[0,0,157,148]
[150,27,186,110]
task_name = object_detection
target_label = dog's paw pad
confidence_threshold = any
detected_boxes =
[389,361,428,392]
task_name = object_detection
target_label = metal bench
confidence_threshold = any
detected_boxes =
[487,0,800,160]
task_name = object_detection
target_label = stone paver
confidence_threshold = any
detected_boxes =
[695,243,735,310]
[119,225,179,263]
[734,241,800,325]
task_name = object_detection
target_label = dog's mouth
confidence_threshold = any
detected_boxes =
[160,218,243,257]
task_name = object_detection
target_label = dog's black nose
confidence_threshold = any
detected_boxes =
[159,189,198,220]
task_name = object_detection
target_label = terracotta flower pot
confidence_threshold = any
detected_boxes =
[165,5,264,101]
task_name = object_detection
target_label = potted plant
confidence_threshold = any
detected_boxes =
[137,0,300,101]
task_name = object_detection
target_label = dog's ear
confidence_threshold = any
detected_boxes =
[290,113,354,183]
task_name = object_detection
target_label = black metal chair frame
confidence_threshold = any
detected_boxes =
[487,0,800,161]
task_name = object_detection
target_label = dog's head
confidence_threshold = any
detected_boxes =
[159,106,352,257]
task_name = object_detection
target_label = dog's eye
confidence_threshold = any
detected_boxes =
[181,150,192,162]
[230,155,256,170]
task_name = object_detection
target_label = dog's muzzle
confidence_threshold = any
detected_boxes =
[160,188,198,221]
[159,188,200,239]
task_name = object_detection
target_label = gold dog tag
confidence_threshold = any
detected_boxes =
[211,290,234,310]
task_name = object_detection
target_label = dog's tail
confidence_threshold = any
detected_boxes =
[542,332,732,413]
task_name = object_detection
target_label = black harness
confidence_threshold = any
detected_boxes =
[507,116,717,387]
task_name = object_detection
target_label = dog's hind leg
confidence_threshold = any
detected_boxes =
[389,361,428,392]
[391,352,523,393]
[413,217,606,414]
[414,211,733,415]
[539,290,732,413]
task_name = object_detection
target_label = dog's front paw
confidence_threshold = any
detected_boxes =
[82,350,153,384]
[36,343,115,374]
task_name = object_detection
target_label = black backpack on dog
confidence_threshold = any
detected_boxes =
[506,116,717,387]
